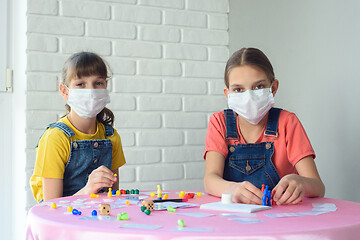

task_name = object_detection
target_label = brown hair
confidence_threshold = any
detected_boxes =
[224,48,275,88]
[62,52,114,126]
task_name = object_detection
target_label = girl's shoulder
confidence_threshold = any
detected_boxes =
[278,108,303,127]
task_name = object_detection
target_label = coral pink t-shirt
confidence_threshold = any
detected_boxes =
[203,109,315,178]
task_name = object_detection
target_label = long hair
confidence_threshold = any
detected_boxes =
[224,48,275,88]
[62,52,114,126]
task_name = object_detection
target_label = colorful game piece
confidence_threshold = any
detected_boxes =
[108,188,112,198]
[141,200,154,212]
[91,210,97,216]
[150,192,156,198]
[67,206,73,212]
[90,193,99,198]
[114,173,117,177]
[50,203,57,209]
[167,206,176,212]
[117,212,129,220]
[178,219,185,227]
[157,185,162,200]
[116,190,121,196]
[196,192,202,197]
[163,193,168,199]
[261,184,265,192]
[135,189,139,194]
[126,189,130,194]
[131,189,135,194]
[144,209,151,215]
[125,200,131,205]
[140,206,146,212]
[72,209,82,215]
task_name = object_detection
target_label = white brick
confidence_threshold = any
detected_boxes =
[138,164,184,181]
[114,41,162,58]
[27,35,58,52]
[87,21,136,39]
[164,44,207,61]
[183,29,229,45]
[185,162,205,179]
[138,131,183,146]
[28,16,84,36]
[138,60,182,76]
[184,62,225,78]
[164,10,206,28]
[164,113,207,128]
[26,93,64,110]
[26,149,36,169]
[27,111,58,129]
[184,96,227,112]
[118,166,136,182]
[187,0,229,13]
[27,130,44,149]
[116,131,135,147]
[123,148,161,165]
[114,5,161,24]
[61,1,110,19]
[139,0,184,9]
[61,37,111,55]
[28,0,58,15]
[107,95,136,110]
[118,182,158,191]
[140,26,180,43]
[114,113,161,128]
[113,77,162,93]
[105,57,136,75]
[163,179,204,191]
[209,80,226,95]
[138,96,182,111]
[101,0,136,3]
[27,54,67,72]
[27,74,58,92]
[185,130,207,145]
[209,47,229,62]
[209,14,228,30]
[164,78,207,95]
[163,146,204,163]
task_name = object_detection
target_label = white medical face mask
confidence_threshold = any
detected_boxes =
[227,87,275,125]
[66,87,110,119]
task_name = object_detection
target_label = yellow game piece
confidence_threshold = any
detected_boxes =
[163,193,168,199]
[114,174,117,177]
[125,200,131,205]
[90,193,99,198]
[116,190,121,196]
[196,192,202,197]
[157,185,162,199]
[51,203,57,209]
[150,192,156,198]
[67,206,73,212]
[108,188,112,197]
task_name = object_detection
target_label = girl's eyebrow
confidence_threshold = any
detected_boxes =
[229,83,244,88]
[252,80,267,85]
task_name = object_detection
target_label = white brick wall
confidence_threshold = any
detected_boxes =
[26,0,229,208]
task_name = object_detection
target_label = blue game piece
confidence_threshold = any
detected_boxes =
[266,189,272,206]
[111,189,117,195]
[91,210,97,216]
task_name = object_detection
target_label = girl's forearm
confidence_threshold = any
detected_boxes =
[303,176,325,198]
[204,173,237,198]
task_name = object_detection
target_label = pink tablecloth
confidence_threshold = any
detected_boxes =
[26,191,360,240]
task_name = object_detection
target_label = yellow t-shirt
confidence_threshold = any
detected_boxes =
[30,116,126,202]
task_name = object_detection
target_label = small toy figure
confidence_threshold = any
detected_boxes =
[141,200,154,212]
[157,185,162,199]
[262,185,272,206]
[99,204,111,215]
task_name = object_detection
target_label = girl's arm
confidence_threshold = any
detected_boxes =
[204,151,263,204]
[273,156,325,205]
[43,178,63,201]
[112,168,119,191]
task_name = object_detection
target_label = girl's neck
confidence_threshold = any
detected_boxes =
[67,111,97,134]
[238,114,268,143]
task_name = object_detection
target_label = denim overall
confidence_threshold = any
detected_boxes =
[223,108,282,190]
[45,122,114,197]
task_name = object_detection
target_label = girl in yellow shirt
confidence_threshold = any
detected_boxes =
[30,52,126,202]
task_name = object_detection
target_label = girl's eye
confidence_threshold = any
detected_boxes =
[254,84,265,90]
[96,81,105,86]
[233,88,243,93]
[76,83,84,87]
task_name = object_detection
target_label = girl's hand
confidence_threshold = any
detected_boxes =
[231,181,263,205]
[83,165,117,194]
[273,174,305,205]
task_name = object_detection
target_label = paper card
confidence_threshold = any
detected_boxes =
[176,212,216,218]
[221,213,257,218]
[153,202,199,210]
[172,227,213,232]
[80,216,116,221]
[200,202,271,213]
[119,223,162,230]
[229,218,265,224]
[298,210,328,216]
[265,213,302,218]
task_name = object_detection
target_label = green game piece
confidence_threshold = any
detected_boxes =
[144,209,151,215]
[135,189,139,194]
[140,206,146,212]
[167,206,176,212]
[178,219,184,227]
[126,189,130,194]
[131,189,135,194]
[117,212,129,220]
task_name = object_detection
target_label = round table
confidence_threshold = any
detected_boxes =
[26,191,360,240]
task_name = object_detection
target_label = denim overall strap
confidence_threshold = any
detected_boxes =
[224,109,238,139]
[104,124,114,137]
[35,122,75,148]
[223,108,282,190]
[264,108,282,137]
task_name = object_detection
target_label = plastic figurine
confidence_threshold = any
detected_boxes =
[157,185,162,200]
